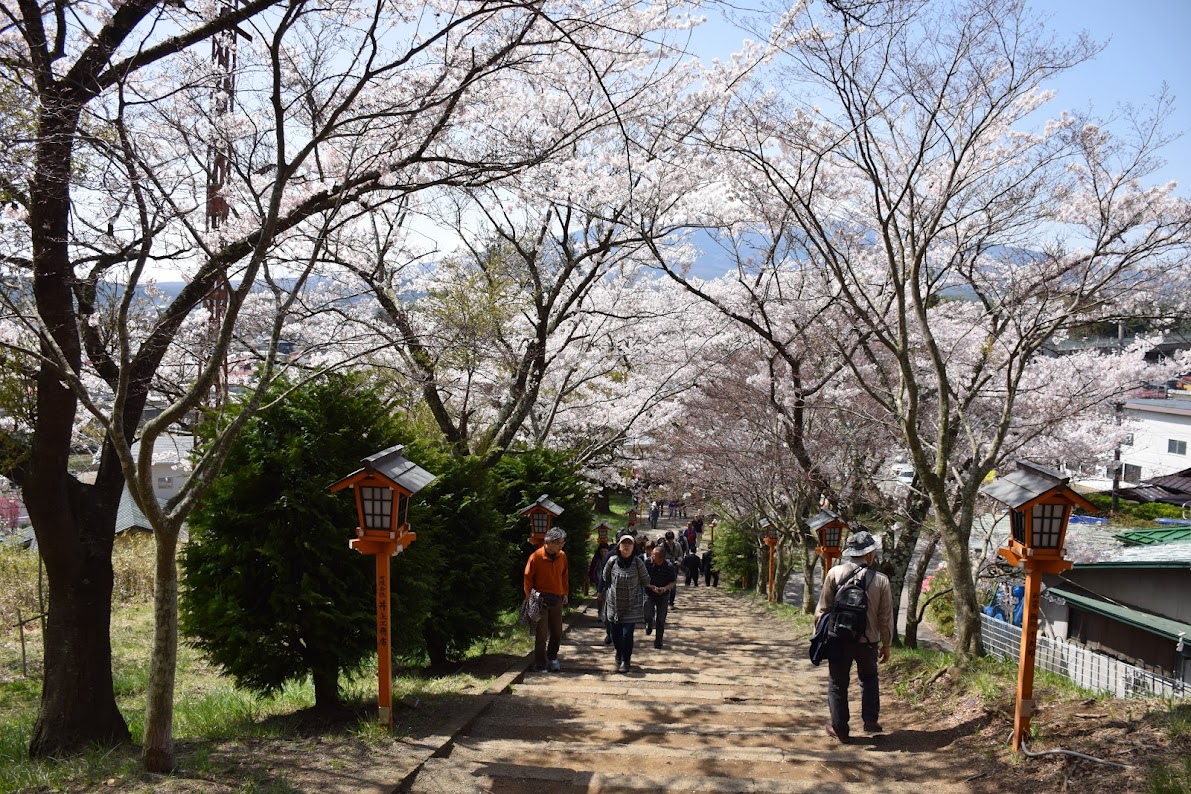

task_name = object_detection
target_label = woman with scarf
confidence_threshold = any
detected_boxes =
[602,532,650,673]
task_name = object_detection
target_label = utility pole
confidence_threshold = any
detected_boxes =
[202,0,245,416]
[1111,401,1123,513]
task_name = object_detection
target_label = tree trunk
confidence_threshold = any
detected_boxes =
[28,534,129,756]
[801,538,816,615]
[592,488,610,514]
[940,527,983,661]
[903,531,940,649]
[773,543,792,604]
[142,529,180,773]
[884,487,931,645]
[312,668,343,710]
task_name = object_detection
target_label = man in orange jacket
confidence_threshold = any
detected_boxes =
[524,528,569,672]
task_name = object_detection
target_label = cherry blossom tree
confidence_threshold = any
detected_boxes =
[0,0,705,767]
[697,0,1191,659]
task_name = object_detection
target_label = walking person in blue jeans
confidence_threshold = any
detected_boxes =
[814,530,893,742]
[602,532,649,673]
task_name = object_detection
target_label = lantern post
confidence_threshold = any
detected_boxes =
[520,494,564,547]
[981,461,1095,753]
[759,518,779,602]
[593,521,613,546]
[329,445,435,730]
[808,509,847,584]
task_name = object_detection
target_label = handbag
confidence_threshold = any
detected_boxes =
[808,614,838,666]
[519,589,544,627]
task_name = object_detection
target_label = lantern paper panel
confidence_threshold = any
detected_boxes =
[361,486,393,530]
[824,526,841,548]
[1031,502,1067,549]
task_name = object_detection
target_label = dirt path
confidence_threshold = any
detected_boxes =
[404,581,992,793]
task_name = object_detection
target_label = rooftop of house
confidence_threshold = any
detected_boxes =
[1123,398,1191,417]
[1073,539,1191,570]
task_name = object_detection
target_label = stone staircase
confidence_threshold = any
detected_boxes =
[403,563,979,793]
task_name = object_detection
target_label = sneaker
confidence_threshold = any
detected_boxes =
[825,723,848,743]
[604,635,613,646]
[531,665,547,673]
[863,722,883,733]
[547,659,561,672]
[654,641,663,649]
[644,624,653,635]
[618,661,629,673]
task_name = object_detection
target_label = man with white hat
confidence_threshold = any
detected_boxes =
[814,529,893,743]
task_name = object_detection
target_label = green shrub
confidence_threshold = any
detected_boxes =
[492,448,595,600]
[180,372,417,708]
[710,521,758,590]
[1083,493,1185,521]
[921,563,955,638]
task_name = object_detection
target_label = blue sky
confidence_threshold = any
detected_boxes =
[1031,0,1190,189]
[689,0,1190,193]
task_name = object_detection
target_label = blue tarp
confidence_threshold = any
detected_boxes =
[1012,585,1025,626]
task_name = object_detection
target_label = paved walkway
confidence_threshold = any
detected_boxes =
[404,547,979,793]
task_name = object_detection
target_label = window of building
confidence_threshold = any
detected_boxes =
[1168,439,1187,456]
[1123,463,1142,483]
[157,476,174,490]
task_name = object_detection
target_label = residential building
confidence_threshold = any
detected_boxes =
[1039,541,1191,683]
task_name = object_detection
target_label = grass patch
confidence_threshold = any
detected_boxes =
[1,593,530,792]
[1148,752,1191,794]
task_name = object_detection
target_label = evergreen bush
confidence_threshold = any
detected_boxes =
[492,449,595,600]
[179,373,429,708]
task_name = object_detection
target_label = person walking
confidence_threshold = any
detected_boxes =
[644,545,677,649]
[588,541,611,641]
[524,528,570,673]
[602,532,650,673]
[701,548,719,587]
[814,530,893,742]
[682,547,701,586]
[660,531,682,608]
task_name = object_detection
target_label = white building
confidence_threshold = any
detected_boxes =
[1114,398,1191,484]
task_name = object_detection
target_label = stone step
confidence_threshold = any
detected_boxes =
[418,738,975,791]
[465,715,841,747]
[478,696,823,724]
[406,757,974,793]
[510,679,823,703]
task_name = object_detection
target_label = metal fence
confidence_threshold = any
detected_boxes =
[979,614,1189,699]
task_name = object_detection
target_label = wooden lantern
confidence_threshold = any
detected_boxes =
[329,444,435,729]
[593,521,613,544]
[520,494,564,546]
[759,518,779,602]
[981,461,1096,753]
[808,509,848,580]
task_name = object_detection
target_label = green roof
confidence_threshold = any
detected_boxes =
[1114,527,1191,546]
[1047,587,1191,642]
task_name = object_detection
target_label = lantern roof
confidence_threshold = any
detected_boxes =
[807,508,847,532]
[519,493,564,517]
[593,520,614,531]
[980,460,1095,511]
[328,444,436,495]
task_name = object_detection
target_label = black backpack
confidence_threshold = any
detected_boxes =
[826,565,873,642]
